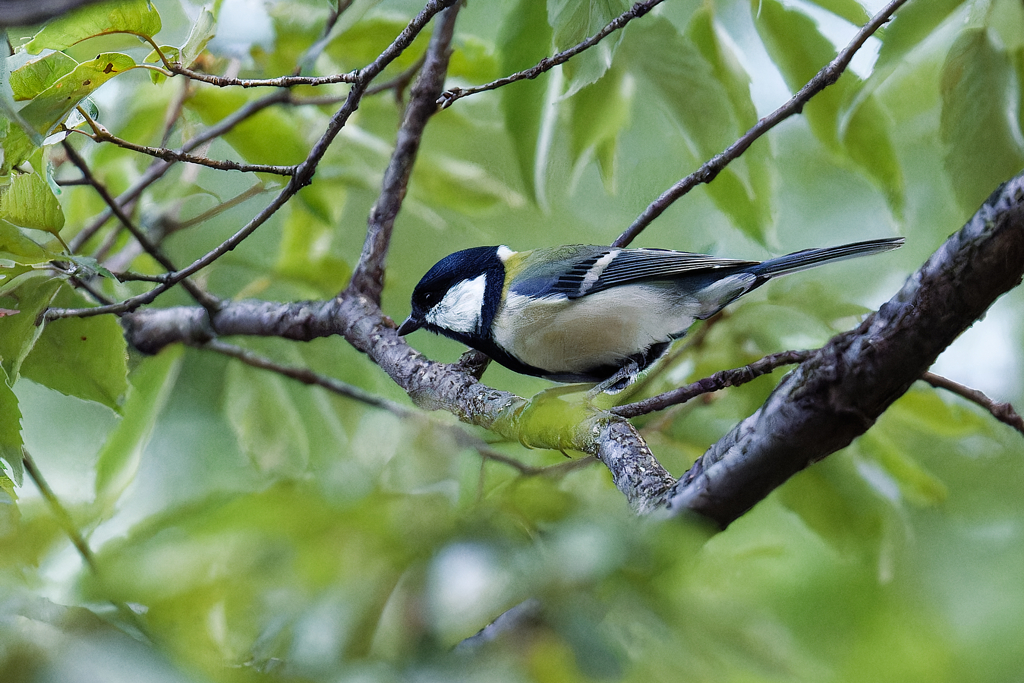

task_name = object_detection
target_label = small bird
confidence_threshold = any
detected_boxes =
[397,238,903,392]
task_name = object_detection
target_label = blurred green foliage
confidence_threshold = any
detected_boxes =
[0,0,1023,681]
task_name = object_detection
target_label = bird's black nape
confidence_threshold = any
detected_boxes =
[408,247,501,317]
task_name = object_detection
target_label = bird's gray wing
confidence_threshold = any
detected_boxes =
[550,248,758,299]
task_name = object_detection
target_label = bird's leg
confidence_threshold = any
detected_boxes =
[587,360,640,398]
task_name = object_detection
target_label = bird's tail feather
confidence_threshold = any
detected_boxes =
[754,237,904,278]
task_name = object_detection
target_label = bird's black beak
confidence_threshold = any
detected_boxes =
[397,316,422,336]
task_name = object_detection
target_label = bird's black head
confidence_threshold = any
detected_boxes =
[397,246,507,344]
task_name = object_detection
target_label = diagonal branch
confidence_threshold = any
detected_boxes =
[668,177,1024,526]
[612,350,813,418]
[349,3,461,302]
[612,0,910,248]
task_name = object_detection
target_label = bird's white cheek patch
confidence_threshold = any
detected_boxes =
[425,273,487,334]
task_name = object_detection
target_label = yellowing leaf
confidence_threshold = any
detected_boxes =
[16,53,136,138]
[9,52,78,101]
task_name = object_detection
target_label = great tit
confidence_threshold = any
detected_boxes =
[397,238,903,391]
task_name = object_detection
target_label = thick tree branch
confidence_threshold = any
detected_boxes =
[668,178,1024,526]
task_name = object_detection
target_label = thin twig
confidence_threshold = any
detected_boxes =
[612,0,910,247]
[199,339,413,417]
[22,449,97,572]
[612,350,813,418]
[436,0,663,109]
[72,126,296,176]
[174,181,269,231]
[170,65,359,88]
[294,0,356,76]
[61,140,222,313]
[22,449,151,639]
[67,274,115,305]
[922,372,1024,436]
[365,54,427,99]
[111,271,172,283]
[477,447,597,476]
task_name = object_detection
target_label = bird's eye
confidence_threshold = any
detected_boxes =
[422,291,439,306]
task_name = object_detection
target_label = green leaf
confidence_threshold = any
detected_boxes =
[64,254,115,281]
[0,171,65,235]
[411,155,526,213]
[686,6,772,244]
[860,433,948,507]
[25,0,162,54]
[841,95,905,218]
[186,87,310,166]
[753,0,842,151]
[224,360,309,477]
[19,288,128,412]
[9,52,79,101]
[889,388,992,438]
[16,53,137,138]
[569,65,632,189]
[179,8,216,68]
[941,28,1024,211]
[275,204,352,295]
[619,17,769,242]
[0,126,39,175]
[0,367,24,487]
[143,8,215,83]
[876,0,968,70]
[755,0,905,216]
[95,347,182,516]
[0,220,58,264]
[327,15,427,73]
[499,0,552,202]
[449,35,499,83]
[804,0,870,28]
[548,0,629,97]
[0,271,62,383]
